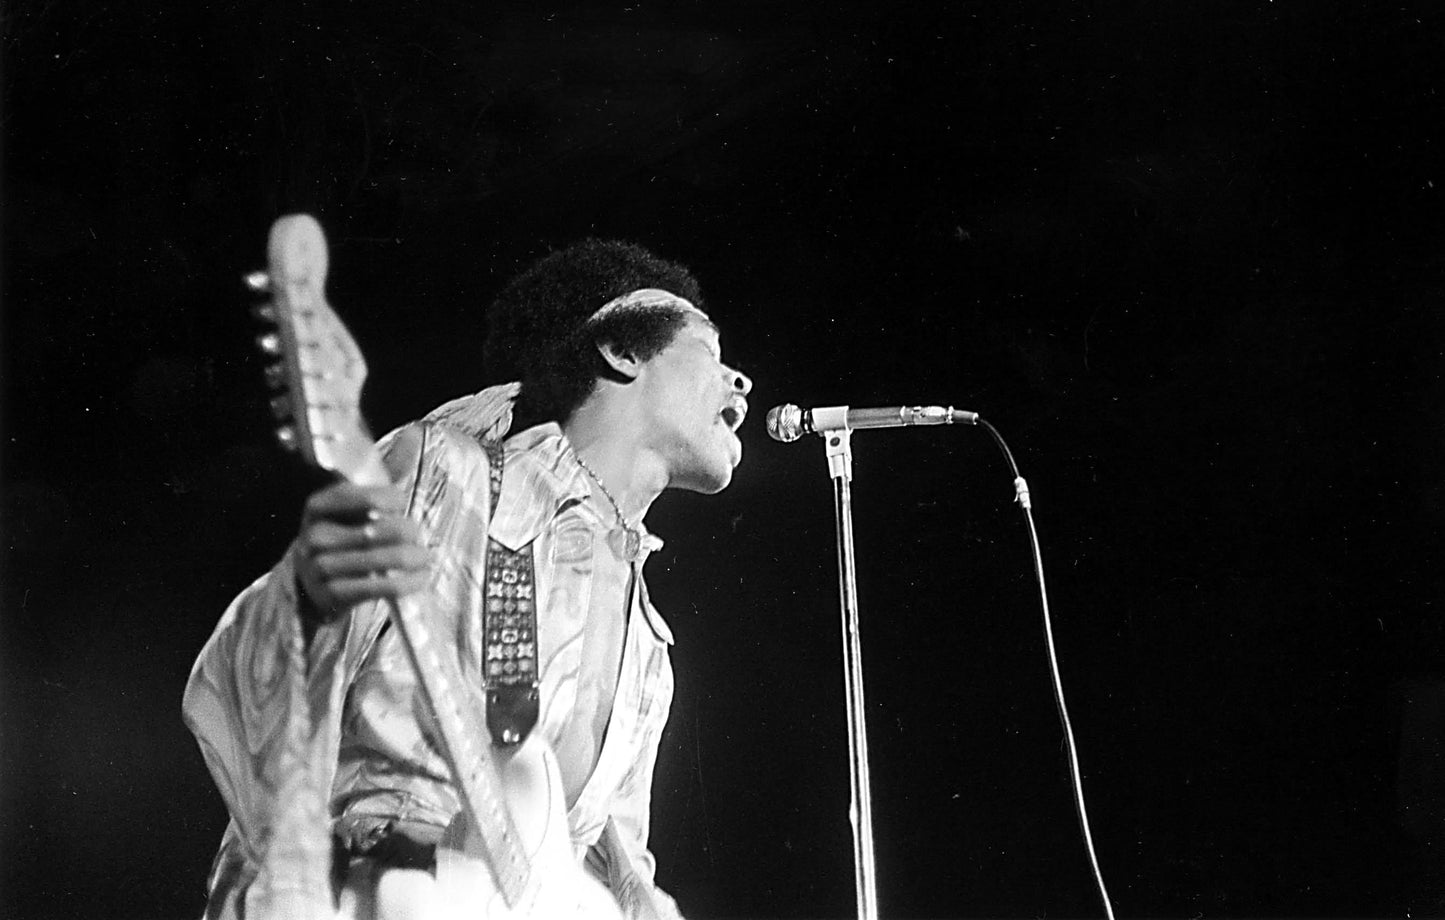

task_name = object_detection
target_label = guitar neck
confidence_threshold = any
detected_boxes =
[385,593,533,906]
[346,450,532,906]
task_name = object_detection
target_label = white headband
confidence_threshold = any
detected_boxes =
[587,288,709,324]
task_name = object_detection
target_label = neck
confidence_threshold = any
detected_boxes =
[562,403,667,524]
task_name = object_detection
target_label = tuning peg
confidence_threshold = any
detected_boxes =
[275,425,299,452]
[269,394,293,420]
[245,271,271,293]
[262,363,287,389]
[256,332,282,355]
[251,302,277,323]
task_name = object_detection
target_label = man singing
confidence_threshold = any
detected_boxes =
[184,238,753,919]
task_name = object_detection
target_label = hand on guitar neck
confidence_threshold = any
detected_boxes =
[295,478,433,622]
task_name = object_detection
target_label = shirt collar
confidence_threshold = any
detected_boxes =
[489,422,664,560]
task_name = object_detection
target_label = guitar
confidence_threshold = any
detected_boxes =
[252,213,621,920]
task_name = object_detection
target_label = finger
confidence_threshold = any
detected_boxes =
[304,515,422,553]
[313,544,432,581]
[304,481,409,523]
[302,519,368,554]
[302,481,374,518]
[327,570,434,606]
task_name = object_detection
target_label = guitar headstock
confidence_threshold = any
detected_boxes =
[248,214,379,483]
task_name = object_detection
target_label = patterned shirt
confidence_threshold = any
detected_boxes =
[183,414,683,920]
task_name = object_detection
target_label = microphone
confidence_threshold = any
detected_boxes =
[766,403,979,442]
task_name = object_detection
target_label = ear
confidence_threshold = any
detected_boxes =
[596,339,643,381]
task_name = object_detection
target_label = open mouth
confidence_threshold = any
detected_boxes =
[720,397,747,433]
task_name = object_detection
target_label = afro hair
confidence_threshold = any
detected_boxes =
[482,239,705,426]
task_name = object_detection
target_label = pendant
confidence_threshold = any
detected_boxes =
[607,526,643,563]
[622,528,642,563]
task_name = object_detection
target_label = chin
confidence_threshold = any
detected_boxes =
[674,457,736,495]
[668,433,741,494]
[681,468,733,495]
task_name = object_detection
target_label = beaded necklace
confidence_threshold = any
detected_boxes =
[573,452,644,563]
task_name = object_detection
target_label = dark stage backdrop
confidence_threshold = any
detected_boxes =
[4,2,1444,917]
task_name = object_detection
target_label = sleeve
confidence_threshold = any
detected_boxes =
[183,543,384,916]
[180,423,429,916]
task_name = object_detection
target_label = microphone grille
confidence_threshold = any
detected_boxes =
[765,404,804,442]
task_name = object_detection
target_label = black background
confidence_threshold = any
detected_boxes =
[4,2,1445,917]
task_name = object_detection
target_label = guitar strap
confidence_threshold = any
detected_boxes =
[479,439,540,746]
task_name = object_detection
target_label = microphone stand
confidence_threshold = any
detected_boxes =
[823,428,879,920]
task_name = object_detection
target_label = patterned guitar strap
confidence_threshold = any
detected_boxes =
[479,439,540,746]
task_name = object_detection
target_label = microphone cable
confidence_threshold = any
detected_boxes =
[976,417,1117,920]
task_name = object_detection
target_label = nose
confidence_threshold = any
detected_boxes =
[729,368,753,396]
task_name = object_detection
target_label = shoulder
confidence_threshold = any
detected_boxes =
[378,420,499,497]
[385,419,494,466]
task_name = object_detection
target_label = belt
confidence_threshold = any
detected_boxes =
[335,819,440,876]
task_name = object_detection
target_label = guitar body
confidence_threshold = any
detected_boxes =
[436,740,618,919]
[256,214,621,920]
